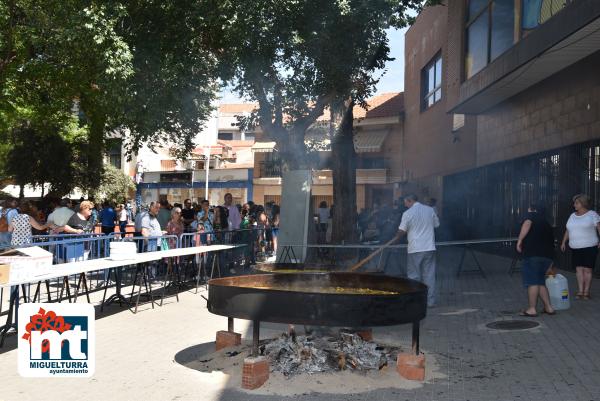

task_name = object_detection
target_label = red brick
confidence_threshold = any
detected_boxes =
[356,329,373,342]
[215,330,241,351]
[396,353,426,381]
[242,356,269,390]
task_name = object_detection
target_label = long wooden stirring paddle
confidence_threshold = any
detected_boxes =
[349,236,398,272]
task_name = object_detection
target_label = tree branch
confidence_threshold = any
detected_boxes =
[252,76,276,136]
[295,92,334,134]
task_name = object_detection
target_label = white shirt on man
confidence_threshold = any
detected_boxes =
[399,202,440,254]
[566,210,600,249]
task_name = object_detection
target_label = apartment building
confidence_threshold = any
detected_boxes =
[113,105,254,206]
[403,0,600,239]
[251,93,405,211]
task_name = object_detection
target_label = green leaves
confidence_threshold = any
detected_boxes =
[201,0,434,168]
[0,0,441,192]
[1,0,218,193]
[89,164,135,202]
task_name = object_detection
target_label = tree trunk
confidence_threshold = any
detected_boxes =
[87,112,105,190]
[276,127,308,172]
[331,100,357,244]
[80,94,106,191]
[19,183,24,200]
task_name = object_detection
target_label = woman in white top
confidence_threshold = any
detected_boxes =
[561,194,600,300]
[117,204,128,237]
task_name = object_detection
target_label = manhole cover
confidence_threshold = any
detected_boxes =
[486,320,540,331]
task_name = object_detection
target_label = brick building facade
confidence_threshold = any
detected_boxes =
[402,0,600,239]
[402,4,477,202]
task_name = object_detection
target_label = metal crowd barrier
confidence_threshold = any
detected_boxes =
[2,228,268,307]
[276,238,520,277]
[179,228,263,279]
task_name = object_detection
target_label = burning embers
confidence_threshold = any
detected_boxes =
[261,330,401,377]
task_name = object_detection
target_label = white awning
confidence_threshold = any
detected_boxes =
[251,141,277,153]
[353,130,388,153]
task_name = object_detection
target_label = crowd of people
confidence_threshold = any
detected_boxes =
[0,193,282,260]
[0,197,128,248]
[128,194,281,258]
[3,188,599,312]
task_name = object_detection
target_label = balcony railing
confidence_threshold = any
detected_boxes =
[259,161,283,178]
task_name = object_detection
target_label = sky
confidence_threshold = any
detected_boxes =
[218,27,408,103]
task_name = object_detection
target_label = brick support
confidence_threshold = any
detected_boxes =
[242,356,269,390]
[215,330,241,351]
[397,353,426,381]
[356,329,373,342]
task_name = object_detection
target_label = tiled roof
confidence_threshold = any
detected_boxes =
[217,92,404,122]
[217,140,255,148]
[353,93,404,119]
[192,145,224,155]
[218,103,258,114]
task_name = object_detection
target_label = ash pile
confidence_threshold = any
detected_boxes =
[261,330,401,377]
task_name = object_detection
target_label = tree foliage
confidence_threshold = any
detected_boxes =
[202,0,437,167]
[89,164,135,203]
[5,116,89,197]
[0,0,218,192]
[203,0,439,242]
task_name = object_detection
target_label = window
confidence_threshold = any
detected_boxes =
[106,139,122,169]
[522,0,569,34]
[159,172,192,182]
[465,0,515,79]
[218,132,233,140]
[422,54,442,110]
[452,114,466,131]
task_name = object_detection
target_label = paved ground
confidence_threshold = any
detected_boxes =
[0,247,599,401]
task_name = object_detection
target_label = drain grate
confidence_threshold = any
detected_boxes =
[486,320,540,331]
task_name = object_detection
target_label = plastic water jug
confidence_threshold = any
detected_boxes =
[545,274,570,310]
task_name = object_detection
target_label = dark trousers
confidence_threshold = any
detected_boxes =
[119,221,127,236]
[101,226,115,235]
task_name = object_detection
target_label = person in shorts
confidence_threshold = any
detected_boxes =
[516,203,555,316]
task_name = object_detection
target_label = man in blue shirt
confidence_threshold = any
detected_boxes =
[99,201,116,235]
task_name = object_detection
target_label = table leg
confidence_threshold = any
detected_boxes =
[252,320,260,357]
[0,286,19,348]
[45,281,52,302]
[412,321,420,355]
[74,273,91,303]
[58,276,72,303]
[33,282,41,302]
[102,267,130,312]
